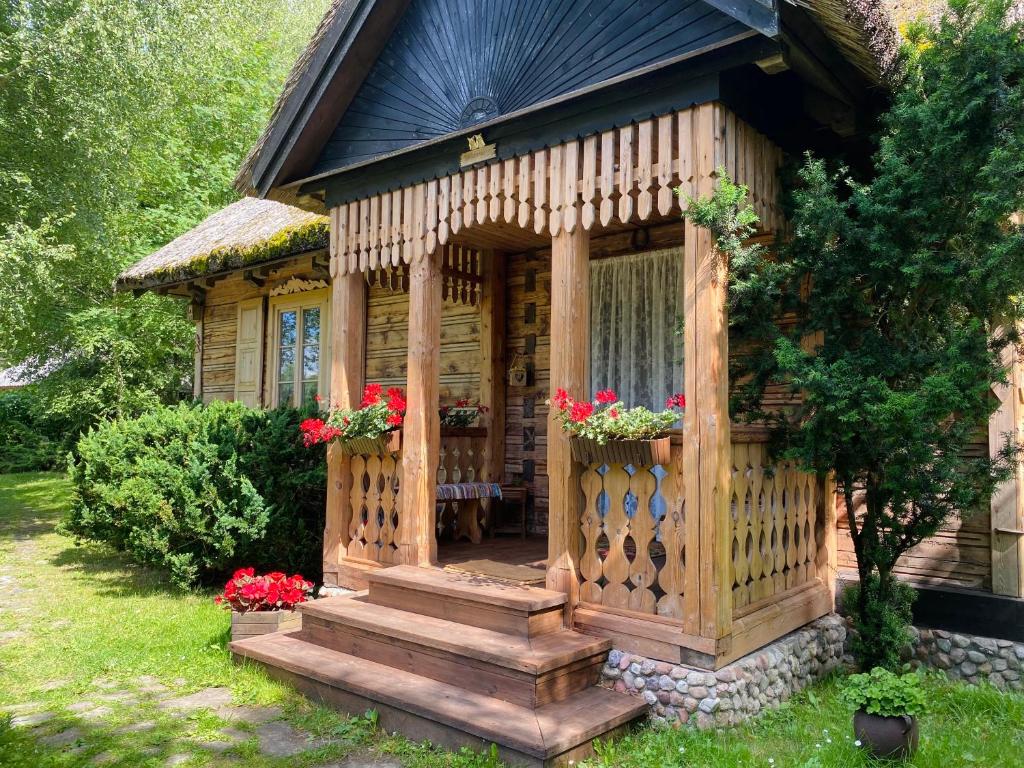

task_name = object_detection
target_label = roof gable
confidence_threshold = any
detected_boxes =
[313,0,759,173]
[236,0,898,201]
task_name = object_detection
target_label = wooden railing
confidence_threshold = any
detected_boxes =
[577,451,690,620]
[728,441,824,614]
[345,428,490,564]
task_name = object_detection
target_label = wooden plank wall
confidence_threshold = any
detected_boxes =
[837,493,992,591]
[504,250,552,533]
[364,283,480,404]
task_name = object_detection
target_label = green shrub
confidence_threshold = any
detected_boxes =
[0,388,63,473]
[843,575,917,670]
[65,400,326,588]
[841,667,928,717]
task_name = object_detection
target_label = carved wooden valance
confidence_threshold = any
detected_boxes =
[363,245,484,306]
[327,103,783,277]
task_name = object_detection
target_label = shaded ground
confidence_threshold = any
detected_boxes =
[2,472,1023,768]
[0,473,493,768]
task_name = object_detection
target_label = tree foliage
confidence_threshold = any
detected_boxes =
[695,0,1024,668]
[0,0,327,434]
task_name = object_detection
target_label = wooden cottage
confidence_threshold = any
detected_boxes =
[117,0,1023,763]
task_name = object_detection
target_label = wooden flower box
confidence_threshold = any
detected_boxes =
[338,429,402,456]
[570,435,671,467]
[230,610,301,642]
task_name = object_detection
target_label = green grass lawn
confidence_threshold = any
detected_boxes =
[1,471,1022,767]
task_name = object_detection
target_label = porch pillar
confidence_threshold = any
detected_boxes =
[547,226,589,594]
[324,271,366,584]
[682,103,733,640]
[399,248,443,567]
[479,250,507,484]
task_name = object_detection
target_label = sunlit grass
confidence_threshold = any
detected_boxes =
[1,472,1022,768]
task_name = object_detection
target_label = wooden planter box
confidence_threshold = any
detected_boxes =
[338,429,402,456]
[570,435,671,467]
[230,610,301,642]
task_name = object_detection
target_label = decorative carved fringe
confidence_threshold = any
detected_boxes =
[328,103,783,276]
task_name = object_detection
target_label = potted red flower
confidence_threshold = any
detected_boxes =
[299,383,405,455]
[439,399,489,428]
[216,568,313,641]
[549,388,685,467]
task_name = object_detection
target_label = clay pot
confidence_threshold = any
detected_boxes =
[853,709,919,759]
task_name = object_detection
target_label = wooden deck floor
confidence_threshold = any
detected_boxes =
[438,536,548,584]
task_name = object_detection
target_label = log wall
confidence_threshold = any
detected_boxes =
[197,255,326,405]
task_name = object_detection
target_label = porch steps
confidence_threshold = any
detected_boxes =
[369,565,566,636]
[230,565,646,767]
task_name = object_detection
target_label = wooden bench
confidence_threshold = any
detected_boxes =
[436,482,503,544]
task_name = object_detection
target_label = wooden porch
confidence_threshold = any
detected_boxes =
[320,101,834,668]
[233,102,836,764]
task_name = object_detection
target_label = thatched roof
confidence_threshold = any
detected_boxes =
[234,0,901,200]
[116,197,328,291]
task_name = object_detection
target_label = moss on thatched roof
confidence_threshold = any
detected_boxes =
[117,197,328,291]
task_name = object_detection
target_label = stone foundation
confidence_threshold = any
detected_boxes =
[599,615,848,728]
[905,626,1024,691]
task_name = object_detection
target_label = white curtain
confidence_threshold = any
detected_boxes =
[589,248,683,411]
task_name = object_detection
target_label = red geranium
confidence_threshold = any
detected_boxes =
[552,388,571,411]
[215,569,313,613]
[360,383,384,407]
[595,389,618,405]
[666,393,686,409]
[569,400,595,422]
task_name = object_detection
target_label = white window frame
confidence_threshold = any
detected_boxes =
[267,288,331,408]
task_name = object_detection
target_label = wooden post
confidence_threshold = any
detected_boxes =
[324,271,366,585]
[479,250,507,485]
[682,103,732,640]
[399,248,443,567]
[547,226,589,591]
[990,332,1024,597]
[190,300,204,401]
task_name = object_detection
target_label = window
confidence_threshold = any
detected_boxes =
[589,248,683,410]
[270,290,329,407]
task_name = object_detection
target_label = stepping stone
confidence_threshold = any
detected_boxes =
[255,720,317,757]
[91,751,116,765]
[1,701,43,715]
[135,675,169,694]
[11,711,54,728]
[67,702,98,713]
[96,691,138,704]
[158,687,233,712]
[214,705,283,724]
[80,706,113,722]
[116,721,156,734]
[39,727,84,748]
[38,679,70,692]
[91,678,118,689]
[0,630,24,644]
[165,754,192,767]
[201,727,250,753]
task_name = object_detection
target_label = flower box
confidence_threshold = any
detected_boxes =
[230,609,301,642]
[570,435,671,467]
[338,429,402,456]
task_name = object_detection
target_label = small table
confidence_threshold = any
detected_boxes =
[489,485,528,539]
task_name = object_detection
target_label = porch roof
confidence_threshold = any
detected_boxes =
[116,197,328,292]
[234,0,899,202]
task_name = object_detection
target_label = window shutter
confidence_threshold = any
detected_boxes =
[234,297,265,407]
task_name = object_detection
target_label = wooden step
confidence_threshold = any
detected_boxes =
[368,565,566,636]
[231,631,646,767]
[299,596,609,707]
